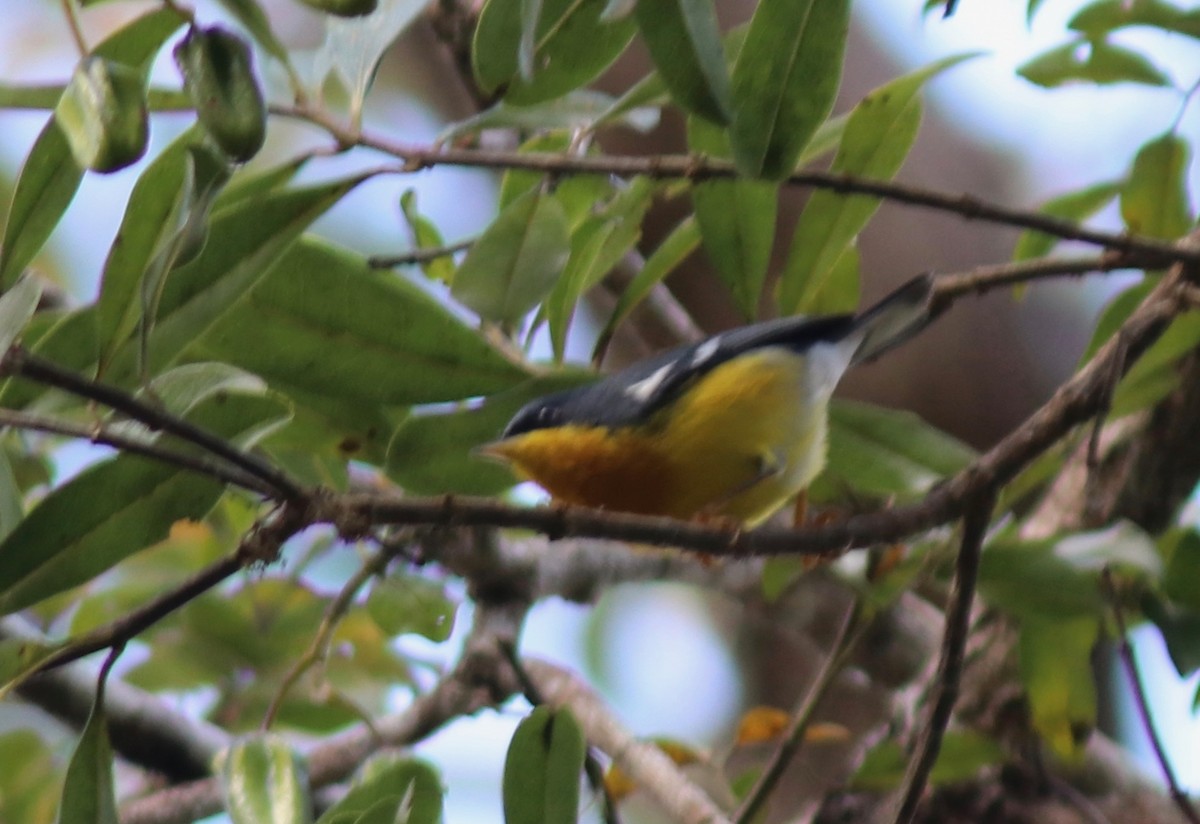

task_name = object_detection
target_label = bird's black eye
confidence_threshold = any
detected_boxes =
[502,402,562,438]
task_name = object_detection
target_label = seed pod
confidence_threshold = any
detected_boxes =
[174,26,266,163]
[293,0,378,17]
[55,57,149,173]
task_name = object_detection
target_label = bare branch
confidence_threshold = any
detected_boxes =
[2,346,303,500]
[892,486,997,824]
[524,658,732,824]
[1101,569,1200,824]
[270,103,1198,264]
[0,408,275,495]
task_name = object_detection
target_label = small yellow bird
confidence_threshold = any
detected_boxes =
[483,276,935,526]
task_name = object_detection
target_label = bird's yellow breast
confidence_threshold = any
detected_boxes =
[489,348,830,525]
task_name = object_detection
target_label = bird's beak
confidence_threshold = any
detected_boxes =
[473,439,517,463]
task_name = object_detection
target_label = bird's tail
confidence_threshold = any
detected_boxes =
[849,274,936,365]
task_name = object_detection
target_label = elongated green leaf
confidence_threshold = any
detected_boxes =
[546,178,651,359]
[93,7,187,77]
[387,371,592,495]
[1110,311,1200,416]
[1120,132,1193,239]
[474,0,636,105]
[816,399,976,502]
[216,0,291,65]
[95,127,199,370]
[980,523,1159,621]
[195,238,528,403]
[592,215,701,362]
[688,116,776,319]
[0,306,97,410]
[215,155,310,210]
[452,189,570,328]
[1012,180,1122,261]
[366,576,457,641]
[0,118,82,289]
[729,0,851,178]
[796,110,850,168]
[1162,529,1200,611]
[0,451,22,544]
[442,90,660,142]
[1018,37,1170,87]
[0,274,43,354]
[0,390,289,615]
[216,735,313,824]
[851,730,1004,790]
[1144,593,1200,678]
[1019,616,1098,760]
[520,0,546,80]
[503,706,586,824]
[399,190,454,283]
[106,176,367,382]
[779,54,976,314]
[56,676,118,824]
[316,755,442,824]
[1070,0,1200,40]
[635,0,730,123]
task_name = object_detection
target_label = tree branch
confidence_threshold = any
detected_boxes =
[2,616,230,782]
[524,658,732,824]
[0,408,275,496]
[892,487,996,824]
[2,346,304,500]
[271,103,1198,264]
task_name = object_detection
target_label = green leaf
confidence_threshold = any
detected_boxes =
[0,389,290,615]
[442,90,660,142]
[93,7,188,77]
[0,451,22,544]
[778,54,977,314]
[1110,310,1200,416]
[451,189,571,329]
[316,755,442,824]
[1143,592,1200,677]
[1019,616,1098,760]
[979,522,1160,621]
[216,734,313,824]
[95,126,200,371]
[728,0,851,178]
[386,371,592,495]
[0,117,83,289]
[0,307,97,410]
[593,215,701,361]
[815,399,976,501]
[195,237,529,404]
[105,176,368,382]
[473,0,637,106]
[795,110,850,168]
[215,0,292,65]
[1120,132,1193,239]
[634,0,731,124]
[1081,279,1152,362]
[56,676,118,824]
[1161,529,1200,611]
[1018,37,1170,87]
[0,730,58,823]
[1070,0,1200,40]
[1012,180,1122,261]
[688,116,776,319]
[546,178,651,359]
[851,730,1004,790]
[400,190,455,283]
[54,58,149,174]
[503,706,586,824]
[0,274,43,354]
[366,576,457,642]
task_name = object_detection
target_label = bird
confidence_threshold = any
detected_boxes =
[481,275,936,526]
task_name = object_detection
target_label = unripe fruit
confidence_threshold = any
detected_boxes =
[55,57,149,173]
[174,27,266,163]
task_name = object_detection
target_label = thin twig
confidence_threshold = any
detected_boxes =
[1100,569,1200,824]
[271,103,1198,264]
[0,409,275,496]
[368,238,474,268]
[892,487,996,824]
[262,544,399,729]
[3,346,304,501]
[16,503,307,682]
[734,598,865,824]
[60,0,88,56]
[932,252,1165,300]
